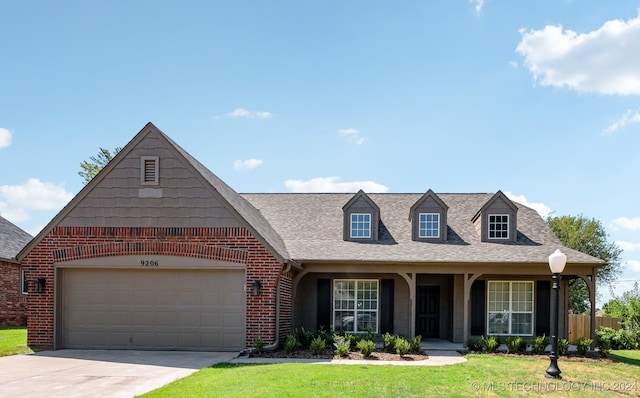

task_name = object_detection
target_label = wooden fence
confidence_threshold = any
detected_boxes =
[567,314,623,344]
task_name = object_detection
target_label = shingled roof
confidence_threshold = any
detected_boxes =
[242,193,604,265]
[0,215,32,262]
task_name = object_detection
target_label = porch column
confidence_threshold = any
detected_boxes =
[577,273,597,349]
[463,273,482,344]
[398,272,415,339]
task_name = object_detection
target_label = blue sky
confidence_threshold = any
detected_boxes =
[1,1,639,306]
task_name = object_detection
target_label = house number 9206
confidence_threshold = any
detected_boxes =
[140,260,159,267]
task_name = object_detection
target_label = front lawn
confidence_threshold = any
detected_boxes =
[142,351,640,397]
[0,327,32,356]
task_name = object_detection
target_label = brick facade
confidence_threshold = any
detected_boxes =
[22,226,292,350]
[0,260,27,326]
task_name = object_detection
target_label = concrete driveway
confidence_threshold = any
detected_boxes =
[0,350,238,398]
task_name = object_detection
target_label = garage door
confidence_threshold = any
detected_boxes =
[61,268,245,351]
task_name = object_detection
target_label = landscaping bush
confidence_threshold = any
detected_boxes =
[317,326,334,346]
[505,336,525,354]
[466,336,483,352]
[333,334,350,357]
[253,337,265,355]
[410,335,422,354]
[481,335,499,353]
[395,336,410,356]
[310,336,326,355]
[365,326,375,342]
[531,334,549,354]
[383,332,396,353]
[558,338,569,356]
[284,333,299,354]
[297,327,315,349]
[576,337,592,356]
[345,333,361,350]
[357,339,376,357]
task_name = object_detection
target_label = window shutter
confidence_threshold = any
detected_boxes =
[470,280,485,336]
[380,279,395,334]
[316,279,331,331]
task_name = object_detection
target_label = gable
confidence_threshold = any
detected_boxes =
[59,129,240,228]
[18,123,289,263]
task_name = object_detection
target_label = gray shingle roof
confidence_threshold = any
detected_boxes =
[241,193,603,265]
[0,215,32,261]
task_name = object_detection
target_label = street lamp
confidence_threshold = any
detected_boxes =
[546,249,567,379]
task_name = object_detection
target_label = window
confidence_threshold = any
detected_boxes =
[487,281,533,335]
[141,156,159,185]
[419,213,440,238]
[333,279,378,333]
[21,268,28,295]
[488,214,509,239]
[350,213,371,238]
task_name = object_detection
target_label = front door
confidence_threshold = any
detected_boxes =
[416,286,440,338]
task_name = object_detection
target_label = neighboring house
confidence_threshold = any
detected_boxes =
[17,123,604,351]
[0,216,33,326]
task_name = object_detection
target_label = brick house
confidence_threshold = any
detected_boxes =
[18,123,604,351]
[1,216,33,326]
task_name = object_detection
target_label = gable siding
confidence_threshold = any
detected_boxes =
[60,136,240,228]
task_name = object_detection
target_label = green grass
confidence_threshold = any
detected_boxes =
[0,327,32,357]
[141,352,640,397]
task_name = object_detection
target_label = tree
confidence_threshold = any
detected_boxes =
[546,214,623,313]
[79,147,122,185]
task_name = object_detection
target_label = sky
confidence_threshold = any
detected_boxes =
[1,1,639,307]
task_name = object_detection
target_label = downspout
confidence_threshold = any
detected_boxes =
[262,262,291,352]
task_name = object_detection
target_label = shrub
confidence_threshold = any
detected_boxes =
[596,334,611,357]
[296,327,315,349]
[284,333,299,354]
[481,335,499,353]
[576,337,592,356]
[531,334,549,354]
[505,336,525,354]
[310,336,326,355]
[395,336,410,356]
[365,326,376,342]
[558,338,569,356]
[357,339,376,357]
[345,333,361,350]
[410,335,422,354]
[317,326,334,346]
[383,332,396,353]
[253,337,265,355]
[333,334,350,357]
[466,336,483,352]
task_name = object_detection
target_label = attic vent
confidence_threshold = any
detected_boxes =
[141,156,159,185]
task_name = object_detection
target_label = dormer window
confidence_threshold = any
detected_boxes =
[419,213,440,238]
[351,213,371,239]
[471,191,518,243]
[488,214,509,239]
[410,189,448,242]
[343,190,379,242]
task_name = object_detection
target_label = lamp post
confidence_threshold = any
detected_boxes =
[546,249,567,379]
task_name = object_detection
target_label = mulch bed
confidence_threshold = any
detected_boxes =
[251,348,429,361]
[252,347,616,363]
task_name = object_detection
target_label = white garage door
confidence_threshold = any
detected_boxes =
[62,268,245,351]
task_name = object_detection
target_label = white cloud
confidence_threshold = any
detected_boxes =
[617,241,640,252]
[516,14,640,95]
[603,108,640,135]
[338,128,365,145]
[612,216,640,230]
[626,260,640,272]
[225,108,273,120]
[469,0,484,13]
[284,177,388,193]
[0,178,73,222]
[505,192,551,218]
[0,128,12,148]
[233,158,263,171]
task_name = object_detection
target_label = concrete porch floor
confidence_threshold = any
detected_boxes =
[421,339,465,351]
